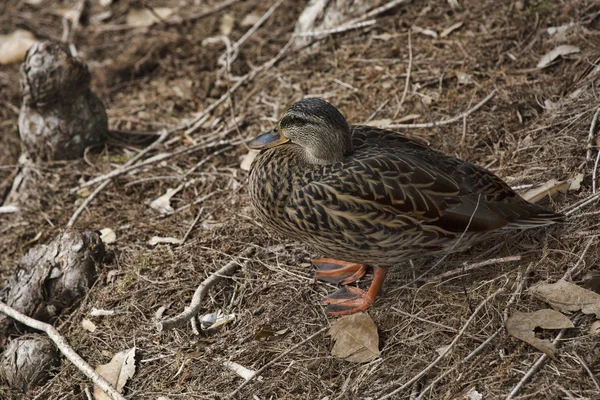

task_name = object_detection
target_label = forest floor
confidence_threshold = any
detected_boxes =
[1,0,600,399]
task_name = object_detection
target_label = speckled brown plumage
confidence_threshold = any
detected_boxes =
[248,98,564,314]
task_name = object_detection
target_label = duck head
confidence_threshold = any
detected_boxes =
[249,98,353,165]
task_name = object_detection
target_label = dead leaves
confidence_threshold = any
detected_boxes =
[126,7,174,27]
[530,280,600,318]
[328,313,379,363]
[93,348,136,400]
[537,45,580,69]
[506,309,574,359]
[508,279,600,357]
[0,30,37,65]
[520,174,583,203]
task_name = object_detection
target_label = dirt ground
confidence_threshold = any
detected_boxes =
[1,0,600,399]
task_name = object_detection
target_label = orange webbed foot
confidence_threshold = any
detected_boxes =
[323,286,374,316]
[311,258,367,285]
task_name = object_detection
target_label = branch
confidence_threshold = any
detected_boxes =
[69,36,294,195]
[378,287,504,400]
[428,255,522,282]
[227,327,328,398]
[157,246,255,331]
[0,301,125,400]
[505,236,595,399]
[586,106,600,162]
[386,90,497,129]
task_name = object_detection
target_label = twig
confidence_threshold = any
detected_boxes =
[505,328,567,400]
[562,235,595,281]
[66,0,86,46]
[396,29,413,115]
[67,129,171,226]
[378,287,504,400]
[386,90,497,129]
[157,247,255,331]
[67,180,110,227]
[0,301,125,400]
[181,207,203,244]
[417,261,534,399]
[593,147,600,193]
[505,238,594,399]
[429,255,522,282]
[69,35,294,202]
[69,137,227,194]
[227,327,328,398]
[351,0,412,24]
[294,19,376,38]
[220,37,248,151]
[365,99,389,123]
[416,328,502,400]
[219,0,284,67]
[564,189,600,215]
[586,106,600,162]
[574,351,600,392]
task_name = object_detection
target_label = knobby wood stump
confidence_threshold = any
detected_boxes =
[18,41,108,161]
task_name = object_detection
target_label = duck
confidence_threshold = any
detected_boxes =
[248,98,565,316]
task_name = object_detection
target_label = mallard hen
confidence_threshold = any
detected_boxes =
[248,98,565,316]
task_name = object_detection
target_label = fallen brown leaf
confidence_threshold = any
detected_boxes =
[93,348,136,400]
[520,174,583,203]
[531,279,600,318]
[537,44,580,69]
[0,30,37,65]
[126,7,174,27]
[506,309,574,358]
[328,313,379,363]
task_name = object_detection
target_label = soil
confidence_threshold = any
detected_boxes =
[1,0,600,399]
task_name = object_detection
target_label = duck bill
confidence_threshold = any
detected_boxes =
[249,130,289,150]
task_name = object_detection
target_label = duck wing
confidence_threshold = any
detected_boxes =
[287,128,563,241]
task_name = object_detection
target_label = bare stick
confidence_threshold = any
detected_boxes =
[505,329,567,400]
[575,352,600,392]
[593,147,600,193]
[183,75,250,135]
[386,90,497,129]
[564,191,600,216]
[505,238,594,399]
[69,37,293,196]
[227,327,328,398]
[378,287,504,400]
[429,255,521,282]
[95,0,240,32]
[417,261,534,399]
[175,0,240,26]
[416,328,502,400]
[294,19,376,38]
[586,106,600,162]
[219,0,284,66]
[562,235,595,282]
[396,29,412,114]
[0,301,125,400]
[157,247,255,331]
[70,137,222,193]
[67,129,172,225]
[67,180,110,227]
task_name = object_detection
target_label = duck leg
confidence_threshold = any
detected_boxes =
[311,258,367,285]
[324,267,388,316]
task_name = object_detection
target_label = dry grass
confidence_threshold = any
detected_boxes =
[1,0,600,399]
